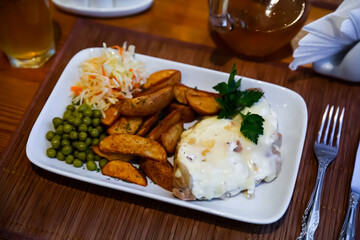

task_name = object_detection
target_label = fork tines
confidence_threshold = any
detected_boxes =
[316,105,345,147]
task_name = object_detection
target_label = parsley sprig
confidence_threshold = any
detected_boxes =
[213,64,265,144]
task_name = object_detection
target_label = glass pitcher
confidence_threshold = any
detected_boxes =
[209,0,310,57]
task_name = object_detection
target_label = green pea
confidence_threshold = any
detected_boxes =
[63,110,72,120]
[56,152,65,161]
[46,131,55,141]
[92,138,100,146]
[67,116,75,125]
[78,103,90,112]
[79,132,87,141]
[83,116,92,126]
[46,148,56,158]
[78,124,88,132]
[53,135,62,141]
[72,141,78,149]
[55,125,64,135]
[61,145,73,155]
[93,109,101,118]
[66,104,75,111]
[87,152,95,162]
[96,125,104,133]
[77,142,87,151]
[61,139,70,147]
[99,134,107,141]
[52,117,63,128]
[69,131,78,140]
[74,112,83,119]
[86,161,97,171]
[94,154,101,161]
[92,118,100,127]
[99,159,108,168]
[63,124,73,133]
[89,128,99,138]
[73,118,82,127]
[84,137,92,146]
[73,159,83,168]
[62,133,70,140]
[77,151,86,161]
[65,155,74,164]
[83,109,93,117]
[51,138,61,149]
[87,126,93,134]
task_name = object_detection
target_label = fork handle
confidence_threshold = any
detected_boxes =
[297,166,327,240]
[338,191,360,240]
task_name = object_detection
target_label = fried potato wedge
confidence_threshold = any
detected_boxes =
[139,158,174,191]
[143,69,181,90]
[107,116,143,135]
[186,94,221,115]
[168,103,197,123]
[101,103,120,126]
[173,83,219,105]
[117,86,174,117]
[148,108,182,141]
[137,113,160,137]
[135,70,181,97]
[92,145,133,161]
[160,122,184,155]
[102,160,147,187]
[99,134,167,162]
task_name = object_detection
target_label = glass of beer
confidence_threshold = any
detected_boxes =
[0,0,55,68]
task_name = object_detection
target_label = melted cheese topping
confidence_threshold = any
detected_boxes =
[174,98,281,200]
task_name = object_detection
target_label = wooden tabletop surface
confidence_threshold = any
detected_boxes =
[2,0,360,239]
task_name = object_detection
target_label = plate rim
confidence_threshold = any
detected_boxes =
[51,0,153,17]
[26,47,308,224]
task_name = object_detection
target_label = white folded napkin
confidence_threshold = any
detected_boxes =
[289,0,360,82]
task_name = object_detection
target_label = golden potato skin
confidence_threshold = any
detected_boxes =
[143,69,181,90]
[101,103,121,126]
[139,158,174,191]
[116,86,174,117]
[148,108,182,141]
[102,160,147,187]
[99,133,167,162]
[91,145,133,161]
[107,116,143,135]
[136,113,160,137]
[186,94,221,115]
[160,122,184,155]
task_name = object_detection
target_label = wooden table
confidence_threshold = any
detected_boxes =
[1,0,360,239]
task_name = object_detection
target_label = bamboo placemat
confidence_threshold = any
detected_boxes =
[1,19,359,239]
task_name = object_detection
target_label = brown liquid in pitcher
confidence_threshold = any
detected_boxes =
[218,0,309,57]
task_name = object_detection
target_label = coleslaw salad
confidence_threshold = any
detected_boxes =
[71,43,147,115]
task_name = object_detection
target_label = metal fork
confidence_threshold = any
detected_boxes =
[297,105,345,240]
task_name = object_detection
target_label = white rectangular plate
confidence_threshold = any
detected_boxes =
[26,48,308,224]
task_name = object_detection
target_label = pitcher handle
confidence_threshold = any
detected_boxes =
[209,0,232,32]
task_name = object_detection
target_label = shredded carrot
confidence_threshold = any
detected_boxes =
[101,65,107,77]
[129,68,133,72]
[70,86,82,96]
[111,45,123,55]
[89,75,96,79]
